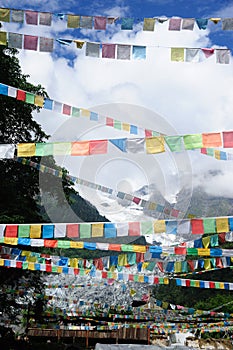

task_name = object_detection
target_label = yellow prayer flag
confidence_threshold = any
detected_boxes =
[130,289,136,296]
[92,223,104,237]
[112,272,117,279]
[67,15,80,28]
[175,261,181,273]
[0,31,7,46]
[154,220,166,233]
[17,143,36,157]
[194,280,200,287]
[122,123,130,132]
[164,278,169,285]
[142,262,149,269]
[171,48,184,62]
[216,217,229,233]
[30,225,42,238]
[0,259,4,266]
[133,245,146,253]
[57,266,63,274]
[148,202,157,210]
[21,251,31,256]
[210,18,221,24]
[204,259,211,270]
[118,254,127,266]
[28,256,37,262]
[70,241,84,249]
[73,40,85,49]
[214,150,221,160]
[81,109,91,117]
[145,137,165,154]
[70,258,78,268]
[219,282,225,289]
[197,248,210,256]
[0,9,10,22]
[138,275,144,283]
[143,18,156,31]
[202,236,210,248]
[4,237,17,245]
[35,95,44,107]
[28,262,35,270]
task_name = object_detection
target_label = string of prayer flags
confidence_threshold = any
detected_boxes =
[175,278,233,290]
[200,148,233,161]
[171,47,230,64]
[3,215,233,241]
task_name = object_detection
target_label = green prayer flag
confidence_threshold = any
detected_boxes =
[57,240,71,249]
[35,143,53,156]
[183,134,203,150]
[79,224,91,238]
[18,225,30,238]
[72,107,80,117]
[190,280,196,287]
[26,92,35,104]
[114,120,122,130]
[53,142,71,155]
[0,8,10,22]
[187,248,198,256]
[210,234,218,247]
[203,218,216,233]
[0,31,7,46]
[141,221,153,236]
[133,275,139,282]
[165,136,183,152]
[206,148,214,156]
[121,244,134,252]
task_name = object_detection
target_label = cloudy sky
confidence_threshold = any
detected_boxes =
[1,0,233,222]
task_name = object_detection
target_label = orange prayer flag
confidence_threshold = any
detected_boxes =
[71,141,90,155]
[202,132,222,147]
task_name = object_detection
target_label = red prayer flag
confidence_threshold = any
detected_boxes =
[16,261,22,268]
[191,219,204,234]
[102,271,107,278]
[67,224,79,238]
[202,48,215,58]
[44,240,57,248]
[74,268,79,275]
[109,244,121,251]
[186,279,191,287]
[5,225,18,237]
[145,129,152,137]
[222,131,233,148]
[24,35,38,50]
[201,148,207,154]
[89,140,108,154]
[102,43,116,58]
[46,265,52,272]
[17,89,26,101]
[171,208,179,217]
[188,260,195,271]
[136,252,144,262]
[157,262,163,272]
[216,257,223,268]
[153,277,159,284]
[209,281,215,288]
[94,16,107,30]
[106,117,114,126]
[62,104,71,115]
[128,274,134,281]
[128,222,140,236]
[25,11,38,25]
[174,246,187,255]
[133,197,141,204]
[219,232,226,243]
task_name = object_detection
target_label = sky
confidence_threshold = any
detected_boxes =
[1,0,233,224]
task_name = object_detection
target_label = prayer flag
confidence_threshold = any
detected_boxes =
[202,132,222,147]
[92,223,104,237]
[128,222,140,236]
[110,138,126,152]
[216,49,230,64]
[210,18,221,24]
[71,141,90,155]
[42,225,54,239]
[117,44,131,60]
[72,107,80,117]
[44,98,53,110]
[67,15,80,28]
[126,138,145,153]
[116,223,128,237]
[203,218,216,233]
[0,83,8,95]
[30,225,41,238]
[222,18,233,30]
[79,223,91,239]
[25,11,38,25]
[171,48,184,62]
[86,42,100,57]
[132,46,146,59]
[11,10,24,23]
[168,18,181,30]
[18,225,30,238]
[53,142,71,155]
[80,16,93,29]
[143,18,156,31]
[89,140,108,154]
[185,48,200,62]
[222,131,233,147]
[102,44,116,59]
[121,17,134,30]
[216,217,229,233]
[154,220,166,233]
[35,143,53,156]
[54,224,66,238]
[94,16,107,30]
[202,236,210,248]
[67,224,79,238]
[62,104,71,115]
[17,143,36,157]
[24,35,38,51]
[182,18,195,30]
[191,219,204,234]
[5,225,18,237]
[104,223,117,238]
[26,93,35,104]
[183,134,203,149]
[39,37,54,52]
[196,18,208,29]
[201,48,215,58]
[8,86,17,98]
[73,40,85,49]
[0,32,7,46]
[145,137,165,154]
[39,12,52,26]
[35,95,44,107]
[0,8,10,22]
